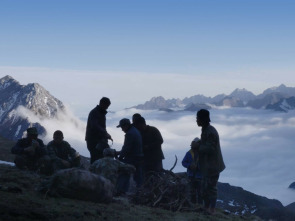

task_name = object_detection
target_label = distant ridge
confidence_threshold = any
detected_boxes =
[132,84,295,112]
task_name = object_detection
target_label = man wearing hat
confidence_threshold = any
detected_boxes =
[116,118,144,194]
[11,127,48,172]
[194,109,225,214]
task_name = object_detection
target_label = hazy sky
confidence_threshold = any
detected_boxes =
[0,0,294,113]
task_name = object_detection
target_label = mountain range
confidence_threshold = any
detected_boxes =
[132,85,295,112]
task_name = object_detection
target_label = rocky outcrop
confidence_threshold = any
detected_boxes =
[266,96,295,112]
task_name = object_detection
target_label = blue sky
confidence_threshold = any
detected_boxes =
[0,0,294,111]
[1,0,294,72]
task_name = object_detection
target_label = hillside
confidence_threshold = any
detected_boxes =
[0,136,262,221]
[0,164,262,221]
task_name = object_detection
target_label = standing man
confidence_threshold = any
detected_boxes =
[133,116,164,173]
[85,97,112,164]
[194,109,225,214]
[116,118,143,194]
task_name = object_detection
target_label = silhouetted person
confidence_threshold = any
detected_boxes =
[47,130,81,173]
[11,127,49,173]
[194,109,225,214]
[85,97,112,164]
[182,137,203,205]
[132,113,141,124]
[116,118,143,194]
[133,116,164,174]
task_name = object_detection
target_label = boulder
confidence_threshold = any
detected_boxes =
[47,168,114,203]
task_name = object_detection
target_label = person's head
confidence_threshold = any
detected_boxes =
[132,113,142,124]
[116,118,131,133]
[99,97,111,110]
[133,116,146,131]
[191,137,200,150]
[196,109,211,127]
[26,127,38,140]
[103,148,116,158]
[53,130,64,144]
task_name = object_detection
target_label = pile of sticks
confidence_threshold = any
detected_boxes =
[131,156,194,212]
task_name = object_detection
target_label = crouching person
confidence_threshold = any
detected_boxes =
[47,130,81,174]
[89,148,135,196]
[11,127,50,174]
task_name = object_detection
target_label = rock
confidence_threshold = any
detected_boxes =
[47,168,114,203]
[289,182,295,189]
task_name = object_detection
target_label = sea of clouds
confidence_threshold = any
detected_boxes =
[17,105,295,206]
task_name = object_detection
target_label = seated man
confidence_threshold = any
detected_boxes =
[89,148,135,195]
[47,130,81,173]
[11,127,48,172]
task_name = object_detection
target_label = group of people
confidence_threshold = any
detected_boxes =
[85,97,165,195]
[11,96,225,215]
[11,128,81,175]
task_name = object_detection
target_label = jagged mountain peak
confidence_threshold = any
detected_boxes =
[0,75,20,90]
[229,88,256,103]
[0,75,65,140]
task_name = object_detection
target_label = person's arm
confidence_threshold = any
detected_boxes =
[47,142,60,161]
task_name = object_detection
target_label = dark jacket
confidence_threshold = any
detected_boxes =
[182,149,202,179]
[141,125,164,161]
[47,140,77,162]
[85,105,108,142]
[11,138,46,157]
[198,124,225,176]
[119,126,143,162]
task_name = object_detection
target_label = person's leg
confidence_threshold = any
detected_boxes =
[207,174,219,214]
[37,155,53,175]
[71,156,81,167]
[134,162,143,188]
[86,140,98,164]
[195,178,203,205]
[201,176,210,210]
[116,173,130,195]
[189,177,197,204]
[14,155,27,169]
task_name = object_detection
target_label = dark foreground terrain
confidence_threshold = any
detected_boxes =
[0,135,263,221]
[0,164,262,221]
